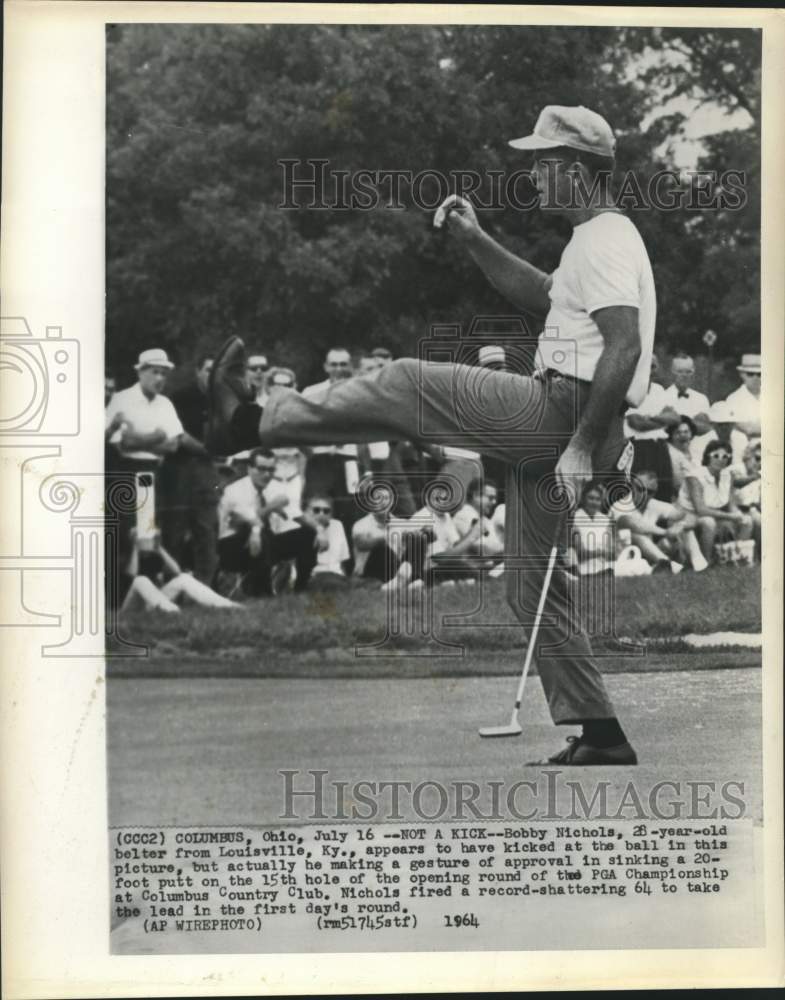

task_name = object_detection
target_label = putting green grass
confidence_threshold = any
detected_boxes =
[110,564,761,675]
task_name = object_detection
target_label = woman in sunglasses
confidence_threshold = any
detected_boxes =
[676,438,755,564]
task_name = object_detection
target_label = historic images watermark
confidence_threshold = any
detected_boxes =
[279,159,748,213]
[279,769,747,822]
[0,315,148,657]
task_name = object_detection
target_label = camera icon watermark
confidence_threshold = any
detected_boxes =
[416,315,580,447]
[0,316,80,436]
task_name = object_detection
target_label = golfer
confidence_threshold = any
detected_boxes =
[210,105,655,765]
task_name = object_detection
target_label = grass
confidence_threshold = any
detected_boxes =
[111,564,761,667]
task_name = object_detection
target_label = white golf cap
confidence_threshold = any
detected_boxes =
[736,353,761,373]
[509,105,616,158]
[478,345,506,367]
[134,347,174,370]
[709,400,734,423]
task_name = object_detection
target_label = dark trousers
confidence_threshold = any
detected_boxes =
[158,456,220,584]
[361,542,401,583]
[631,438,673,501]
[258,360,627,724]
[217,522,317,596]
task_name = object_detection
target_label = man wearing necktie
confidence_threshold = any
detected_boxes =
[658,352,711,434]
[217,448,318,596]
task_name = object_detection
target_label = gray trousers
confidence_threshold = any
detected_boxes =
[259,359,626,724]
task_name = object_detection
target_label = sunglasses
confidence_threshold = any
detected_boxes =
[247,364,269,372]
[710,452,731,462]
[310,506,332,514]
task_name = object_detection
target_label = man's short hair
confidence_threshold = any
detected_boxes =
[580,480,606,501]
[304,492,333,509]
[468,477,497,499]
[325,347,350,360]
[672,351,693,363]
[248,447,276,466]
[370,347,393,360]
[666,415,697,440]
[544,145,615,182]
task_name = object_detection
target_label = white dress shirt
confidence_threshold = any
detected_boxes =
[624,381,668,440]
[660,384,710,420]
[105,383,184,461]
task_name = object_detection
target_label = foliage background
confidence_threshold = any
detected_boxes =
[106,24,760,392]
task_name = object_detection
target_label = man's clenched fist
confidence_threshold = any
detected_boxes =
[433,194,480,238]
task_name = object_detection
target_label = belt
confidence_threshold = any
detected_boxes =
[533,368,629,414]
[533,367,589,385]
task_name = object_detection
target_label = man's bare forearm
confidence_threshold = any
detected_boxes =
[573,308,641,452]
[464,228,551,319]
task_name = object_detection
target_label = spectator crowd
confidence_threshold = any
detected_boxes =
[104,344,762,613]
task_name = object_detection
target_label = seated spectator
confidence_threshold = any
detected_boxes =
[666,416,698,499]
[450,477,504,564]
[351,484,415,583]
[305,494,352,583]
[381,494,459,591]
[568,482,617,576]
[610,471,686,572]
[732,439,761,559]
[270,446,306,523]
[676,439,755,565]
[690,399,747,468]
[119,530,241,614]
[217,447,318,596]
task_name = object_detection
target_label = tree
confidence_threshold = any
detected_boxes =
[106,24,761,384]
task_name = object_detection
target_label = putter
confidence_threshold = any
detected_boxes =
[479,543,559,738]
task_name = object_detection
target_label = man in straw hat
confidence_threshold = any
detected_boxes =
[105,348,184,466]
[209,105,655,766]
[725,353,761,441]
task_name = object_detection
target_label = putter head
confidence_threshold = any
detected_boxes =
[478,722,523,738]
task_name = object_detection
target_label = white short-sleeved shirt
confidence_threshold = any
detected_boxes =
[725,384,760,427]
[571,508,615,575]
[452,504,505,557]
[313,519,351,575]
[537,212,656,407]
[678,466,732,512]
[351,513,388,576]
[725,385,760,423]
[413,507,460,554]
[611,493,678,529]
[105,383,184,461]
[263,477,303,534]
[218,475,262,540]
[690,429,746,468]
[452,504,479,539]
[668,444,699,494]
[735,477,761,509]
[624,380,668,440]
[660,384,710,420]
